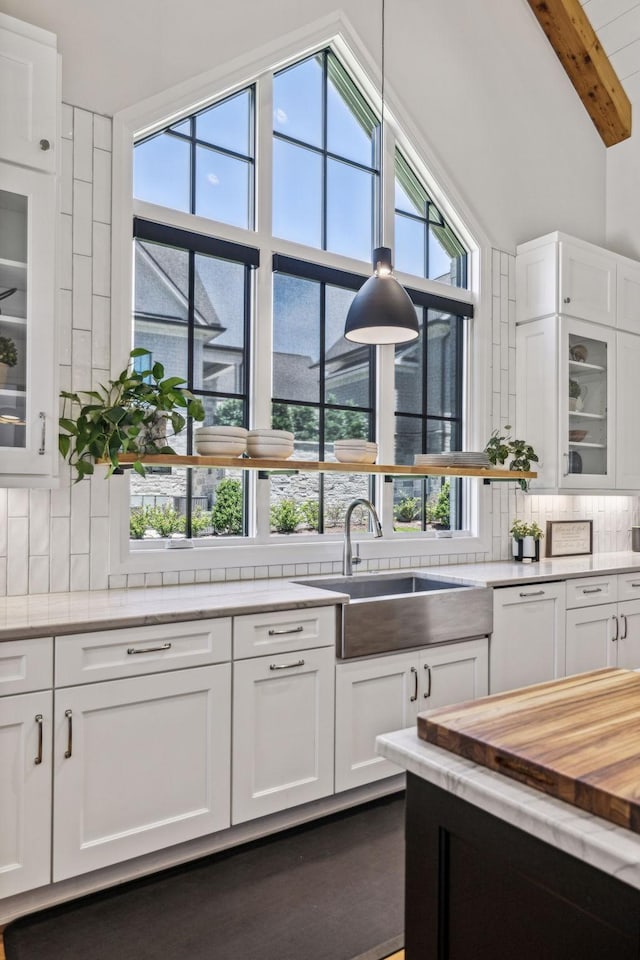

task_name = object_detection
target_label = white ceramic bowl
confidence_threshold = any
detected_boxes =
[334,438,376,447]
[247,428,294,441]
[195,438,246,456]
[334,447,377,464]
[247,441,294,459]
[195,425,248,439]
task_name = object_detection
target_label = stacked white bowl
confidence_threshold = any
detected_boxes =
[195,425,247,457]
[247,428,295,459]
[333,439,378,464]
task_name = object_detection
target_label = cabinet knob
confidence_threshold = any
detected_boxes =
[39,138,51,151]
[563,297,571,303]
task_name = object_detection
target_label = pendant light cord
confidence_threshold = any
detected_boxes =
[380,0,385,247]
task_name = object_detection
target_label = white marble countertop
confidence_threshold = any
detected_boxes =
[432,551,640,586]
[0,580,347,642]
[377,726,640,889]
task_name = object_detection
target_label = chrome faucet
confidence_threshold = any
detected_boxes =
[343,498,383,576]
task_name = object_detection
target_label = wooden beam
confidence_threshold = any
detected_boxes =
[526,0,631,147]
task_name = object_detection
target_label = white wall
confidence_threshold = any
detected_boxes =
[0,0,607,252]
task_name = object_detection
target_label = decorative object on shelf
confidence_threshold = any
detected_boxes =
[0,334,17,388]
[246,428,294,459]
[570,343,588,362]
[569,378,581,412]
[342,0,419,346]
[545,519,593,557]
[426,479,450,535]
[0,286,17,315]
[58,348,205,481]
[484,425,539,491]
[569,429,588,442]
[568,450,583,474]
[509,520,544,563]
[334,439,378,464]
[194,425,247,457]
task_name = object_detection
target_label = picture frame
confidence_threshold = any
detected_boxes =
[545,519,593,558]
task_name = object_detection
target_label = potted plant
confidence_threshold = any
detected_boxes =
[510,519,544,562]
[426,480,451,535]
[485,425,539,491]
[0,335,17,388]
[569,378,581,412]
[59,348,205,481]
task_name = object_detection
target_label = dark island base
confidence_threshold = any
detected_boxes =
[405,773,640,960]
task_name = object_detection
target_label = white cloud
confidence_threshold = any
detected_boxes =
[206,172,220,186]
[275,107,288,124]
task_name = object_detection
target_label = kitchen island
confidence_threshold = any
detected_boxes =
[377,686,640,959]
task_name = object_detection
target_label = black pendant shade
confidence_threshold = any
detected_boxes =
[344,247,419,344]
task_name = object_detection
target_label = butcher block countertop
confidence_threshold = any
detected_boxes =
[419,669,640,832]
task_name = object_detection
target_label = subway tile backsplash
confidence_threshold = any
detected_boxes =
[0,106,636,595]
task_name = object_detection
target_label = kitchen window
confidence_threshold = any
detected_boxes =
[125,41,473,553]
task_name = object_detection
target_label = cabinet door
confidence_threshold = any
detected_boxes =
[420,638,488,709]
[0,690,52,898]
[565,604,618,676]
[616,330,640,489]
[559,241,617,327]
[617,600,640,668]
[516,317,559,491]
[335,653,415,793]
[53,664,231,881]
[490,583,566,694]
[232,647,334,824]
[617,259,640,334]
[0,17,57,172]
[561,317,615,490]
[0,162,56,483]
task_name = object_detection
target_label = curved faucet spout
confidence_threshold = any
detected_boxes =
[343,498,383,576]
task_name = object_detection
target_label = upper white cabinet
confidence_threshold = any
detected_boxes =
[0,14,58,173]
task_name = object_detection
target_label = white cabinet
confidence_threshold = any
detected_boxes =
[0,14,58,173]
[565,604,617,675]
[616,330,640,489]
[490,582,566,694]
[516,234,617,327]
[565,575,640,676]
[0,638,53,899]
[232,646,335,824]
[335,638,488,793]
[616,258,640,335]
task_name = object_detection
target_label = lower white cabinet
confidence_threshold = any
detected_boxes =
[53,664,231,881]
[335,638,488,793]
[0,690,52,898]
[491,582,566,693]
[565,599,640,675]
[232,646,335,824]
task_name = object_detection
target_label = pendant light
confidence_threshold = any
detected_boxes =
[344,0,419,345]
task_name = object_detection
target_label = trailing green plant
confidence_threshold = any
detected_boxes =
[148,504,186,538]
[394,496,421,522]
[58,348,205,481]
[270,499,302,534]
[0,335,17,367]
[426,480,450,528]
[129,505,152,539]
[485,425,539,491]
[510,520,544,541]
[211,479,243,535]
[300,499,319,531]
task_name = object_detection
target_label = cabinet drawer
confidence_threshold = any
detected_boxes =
[233,606,336,660]
[493,581,565,609]
[566,576,617,609]
[617,572,640,602]
[0,637,52,696]
[55,619,232,686]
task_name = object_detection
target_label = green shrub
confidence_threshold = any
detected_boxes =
[148,505,186,537]
[426,480,450,528]
[129,505,152,539]
[211,479,243,535]
[300,499,319,530]
[394,496,420,522]
[191,507,213,537]
[270,499,301,533]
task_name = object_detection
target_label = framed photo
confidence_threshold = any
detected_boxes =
[545,520,593,558]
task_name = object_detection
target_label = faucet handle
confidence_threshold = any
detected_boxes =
[352,555,363,566]
[352,543,362,566]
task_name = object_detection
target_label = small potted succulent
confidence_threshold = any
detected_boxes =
[0,335,17,388]
[569,378,581,412]
[510,520,544,562]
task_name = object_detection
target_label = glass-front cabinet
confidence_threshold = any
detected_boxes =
[0,162,56,483]
[559,317,615,490]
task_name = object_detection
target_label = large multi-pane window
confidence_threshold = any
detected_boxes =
[130,45,471,546]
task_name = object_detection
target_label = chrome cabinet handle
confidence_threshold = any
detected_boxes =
[64,709,73,758]
[34,714,43,765]
[127,642,171,655]
[423,664,432,699]
[410,666,418,702]
[39,412,46,455]
[268,626,304,636]
[519,590,545,598]
[612,615,619,643]
[621,614,628,640]
[269,659,305,671]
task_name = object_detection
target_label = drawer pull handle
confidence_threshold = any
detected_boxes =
[34,714,43,765]
[64,709,72,759]
[269,659,305,671]
[127,642,172,655]
[519,590,544,598]
[631,583,640,588]
[268,626,304,637]
[582,587,602,594]
[424,664,432,699]
[410,666,418,702]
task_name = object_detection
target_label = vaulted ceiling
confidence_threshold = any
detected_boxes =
[582,0,640,101]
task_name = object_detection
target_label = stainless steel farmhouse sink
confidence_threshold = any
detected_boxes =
[296,572,493,658]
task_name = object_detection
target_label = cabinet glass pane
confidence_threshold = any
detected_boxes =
[567,332,608,477]
[0,189,27,449]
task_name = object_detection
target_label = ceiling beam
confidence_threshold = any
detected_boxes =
[526,0,631,147]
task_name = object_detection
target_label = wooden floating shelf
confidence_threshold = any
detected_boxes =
[109,453,537,481]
